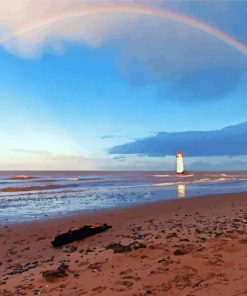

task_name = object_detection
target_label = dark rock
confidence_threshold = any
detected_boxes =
[41,256,54,263]
[215,232,223,237]
[42,263,69,282]
[132,234,145,240]
[0,281,6,285]
[173,249,186,256]
[197,246,205,252]
[195,229,203,234]
[7,261,38,275]
[63,245,77,253]
[106,242,146,253]
[166,233,177,239]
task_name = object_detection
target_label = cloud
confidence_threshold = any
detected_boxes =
[0,0,246,98]
[2,149,171,170]
[100,134,115,139]
[109,121,247,157]
[12,148,52,156]
[4,148,247,170]
[111,155,126,161]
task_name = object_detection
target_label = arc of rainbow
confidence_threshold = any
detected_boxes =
[3,3,247,57]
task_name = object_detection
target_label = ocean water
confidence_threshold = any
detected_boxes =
[0,170,247,223]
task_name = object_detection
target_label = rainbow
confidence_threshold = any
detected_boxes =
[4,3,247,57]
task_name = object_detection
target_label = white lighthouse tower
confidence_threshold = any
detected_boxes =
[176,151,185,174]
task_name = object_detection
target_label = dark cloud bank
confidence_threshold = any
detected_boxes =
[109,121,247,157]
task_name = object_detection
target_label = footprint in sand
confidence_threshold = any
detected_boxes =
[149,266,169,275]
[112,280,134,292]
[119,268,133,275]
[91,286,107,293]
[88,261,105,272]
[122,275,141,281]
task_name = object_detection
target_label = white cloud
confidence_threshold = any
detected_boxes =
[0,0,246,97]
[0,0,244,61]
[2,148,247,170]
[0,0,146,56]
[1,148,172,170]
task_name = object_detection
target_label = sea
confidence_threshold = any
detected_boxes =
[0,170,247,223]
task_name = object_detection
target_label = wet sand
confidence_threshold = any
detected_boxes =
[1,192,247,296]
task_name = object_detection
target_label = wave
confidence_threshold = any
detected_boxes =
[0,183,80,192]
[177,174,194,177]
[63,177,102,181]
[192,177,236,184]
[78,177,103,181]
[192,178,212,183]
[214,177,237,182]
[8,175,38,180]
[154,176,239,187]
[38,179,61,183]
[153,182,180,187]
[153,174,173,177]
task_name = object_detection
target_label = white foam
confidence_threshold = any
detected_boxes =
[179,174,194,177]
[193,178,212,183]
[153,182,180,187]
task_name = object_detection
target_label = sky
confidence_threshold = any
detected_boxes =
[0,0,247,170]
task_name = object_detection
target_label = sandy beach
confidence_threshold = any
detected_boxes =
[1,192,247,296]
[1,0,246,295]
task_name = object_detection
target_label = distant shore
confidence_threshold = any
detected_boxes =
[1,191,247,295]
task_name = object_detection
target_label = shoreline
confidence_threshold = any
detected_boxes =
[2,189,247,226]
[1,191,247,295]
[1,170,247,224]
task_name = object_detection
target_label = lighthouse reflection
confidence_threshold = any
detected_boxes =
[177,184,186,198]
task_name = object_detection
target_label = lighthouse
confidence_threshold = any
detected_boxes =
[176,151,185,174]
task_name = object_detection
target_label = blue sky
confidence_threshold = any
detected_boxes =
[0,0,247,170]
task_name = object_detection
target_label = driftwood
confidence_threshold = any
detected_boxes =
[51,223,112,247]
